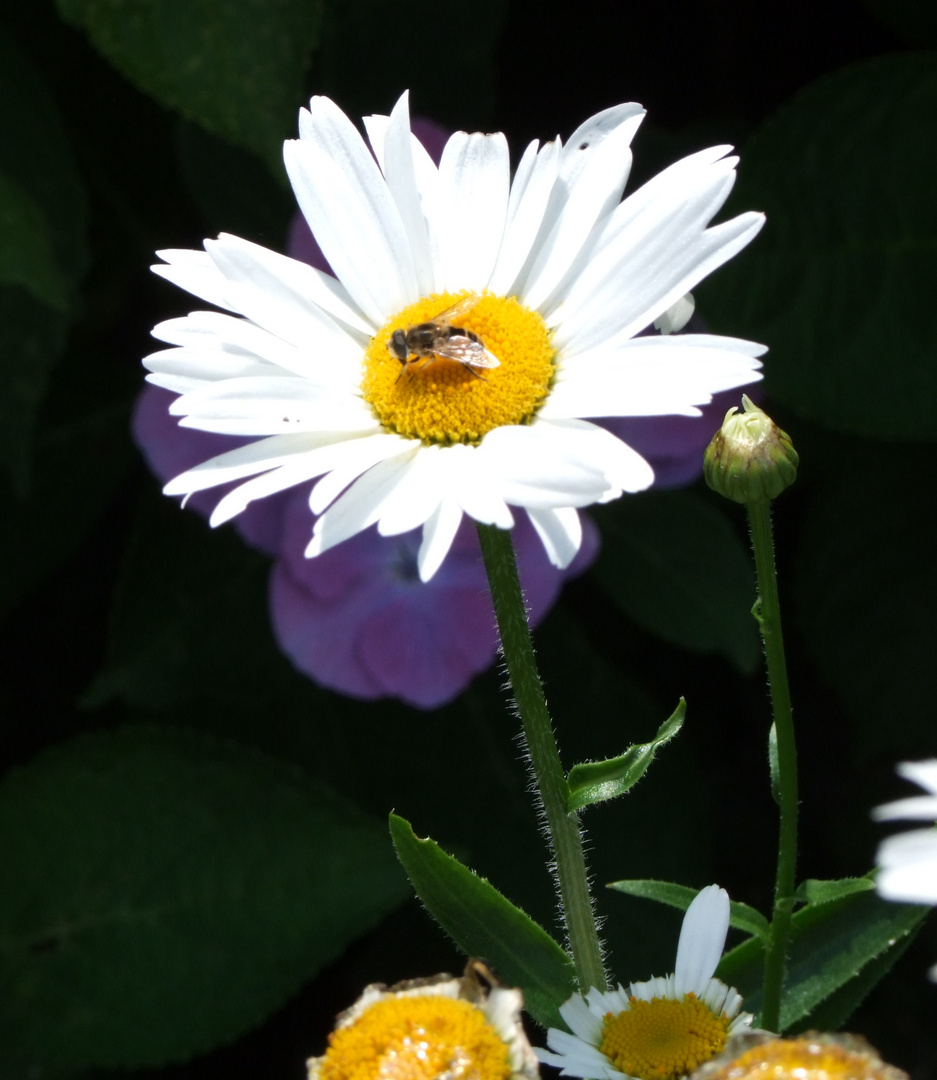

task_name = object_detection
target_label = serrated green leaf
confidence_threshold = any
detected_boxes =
[592,490,759,673]
[389,814,575,1029]
[567,700,684,811]
[794,876,876,906]
[697,54,937,441]
[0,726,408,1077]
[607,879,770,942]
[55,0,322,165]
[718,890,928,1030]
[789,928,918,1033]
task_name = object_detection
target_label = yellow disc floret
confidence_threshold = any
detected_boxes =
[600,995,730,1080]
[317,993,513,1080]
[363,292,555,445]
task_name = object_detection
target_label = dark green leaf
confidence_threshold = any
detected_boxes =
[794,876,876,906]
[0,406,134,618]
[858,0,937,46]
[592,490,760,673]
[792,444,937,760]
[0,725,408,1076]
[567,700,684,811]
[389,814,575,1030]
[0,173,69,311]
[698,54,937,440]
[789,928,918,1033]
[82,491,272,714]
[317,0,504,130]
[55,0,322,165]
[0,288,69,493]
[718,890,928,1030]
[0,28,88,288]
[607,879,770,942]
[0,29,89,490]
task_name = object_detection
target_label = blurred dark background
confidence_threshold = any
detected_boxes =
[2,1,936,1077]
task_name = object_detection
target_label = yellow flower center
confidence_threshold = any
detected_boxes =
[362,291,555,445]
[599,994,730,1080]
[318,994,513,1080]
[711,1038,894,1079]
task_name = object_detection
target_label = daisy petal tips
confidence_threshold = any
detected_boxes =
[874,760,937,907]
[148,91,766,581]
[538,885,753,1080]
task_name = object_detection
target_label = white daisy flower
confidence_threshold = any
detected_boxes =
[538,885,752,1080]
[306,961,540,1080]
[146,92,765,581]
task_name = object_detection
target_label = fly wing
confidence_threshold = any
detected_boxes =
[433,294,481,322]
[434,336,500,369]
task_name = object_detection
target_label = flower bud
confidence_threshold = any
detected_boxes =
[703,395,798,504]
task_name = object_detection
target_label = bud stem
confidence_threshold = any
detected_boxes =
[476,521,607,994]
[748,496,798,1032]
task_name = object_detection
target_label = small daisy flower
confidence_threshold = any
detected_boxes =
[306,961,540,1080]
[145,92,765,581]
[538,885,752,1080]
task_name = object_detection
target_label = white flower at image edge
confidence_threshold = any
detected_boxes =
[538,885,753,1080]
[145,92,766,581]
[873,760,937,978]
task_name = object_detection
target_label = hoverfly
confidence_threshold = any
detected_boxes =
[388,296,500,380]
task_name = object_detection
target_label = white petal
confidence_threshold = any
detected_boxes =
[417,497,464,581]
[876,830,937,904]
[674,885,729,996]
[284,95,417,323]
[365,92,436,295]
[152,248,237,312]
[654,292,695,334]
[488,138,561,296]
[522,120,639,312]
[204,234,370,356]
[558,103,645,187]
[557,993,603,1044]
[551,154,764,352]
[168,376,374,436]
[307,433,420,514]
[482,419,653,507]
[163,432,345,495]
[433,130,510,291]
[544,334,765,419]
[143,346,273,394]
[308,447,426,557]
[526,507,583,569]
[874,796,937,822]
[374,444,450,535]
[151,308,357,387]
[898,760,937,796]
